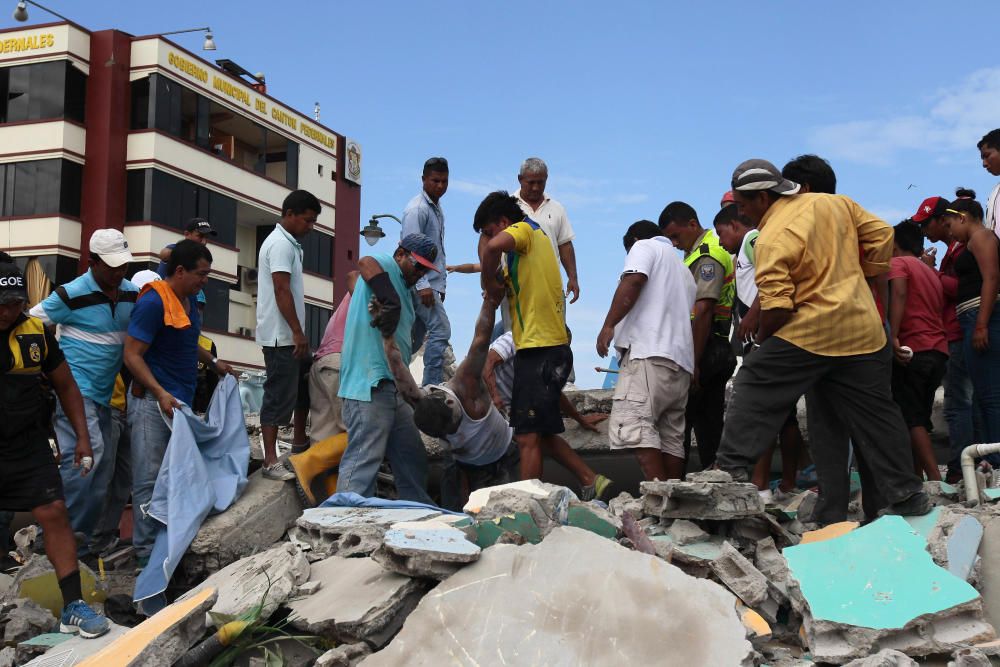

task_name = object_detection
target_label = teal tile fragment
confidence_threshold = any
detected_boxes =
[903,505,941,540]
[946,515,984,582]
[784,515,980,630]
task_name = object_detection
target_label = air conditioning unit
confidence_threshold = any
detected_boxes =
[239,266,259,292]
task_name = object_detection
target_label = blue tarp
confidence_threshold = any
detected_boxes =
[319,491,465,516]
[134,375,250,604]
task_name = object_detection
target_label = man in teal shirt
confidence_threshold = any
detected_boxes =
[337,234,439,502]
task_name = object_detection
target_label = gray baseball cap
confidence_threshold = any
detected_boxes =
[731,159,801,196]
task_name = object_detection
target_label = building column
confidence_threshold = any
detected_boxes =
[79,29,131,272]
[332,136,360,304]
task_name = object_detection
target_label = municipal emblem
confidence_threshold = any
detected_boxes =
[29,342,40,363]
[699,262,716,282]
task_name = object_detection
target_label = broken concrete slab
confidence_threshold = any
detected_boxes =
[710,541,785,624]
[463,479,565,513]
[0,573,11,598]
[926,507,984,583]
[666,519,709,546]
[73,587,216,667]
[179,469,302,580]
[640,472,764,521]
[566,501,621,540]
[950,646,992,666]
[650,534,727,578]
[0,648,13,667]
[315,642,372,667]
[3,555,107,617]
[466,481,576,540]
[362,527,755,666]
[3,598,55,644]
[371,520,481,580]
[784,515,995,663]
[608,491,643,520]
[180,542,309,623]
[842,649,917,666]
[15,632,73,664]
[292,506,442,558]
[975,512,1000,633]
[755,537,789,583]
[21,624,130,666]
[799,521,858,545]
[286,556,429,649]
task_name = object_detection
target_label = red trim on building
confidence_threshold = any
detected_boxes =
[333,138,361,305]
[78,29,131,273]
[0,117,86,130]
[0,50,88,67]
[5,243,81,255]
[1,213,81,223]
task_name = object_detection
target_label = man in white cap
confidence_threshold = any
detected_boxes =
[715,159,931,518]
[31,229,140,550]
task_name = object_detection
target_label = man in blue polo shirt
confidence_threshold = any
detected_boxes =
[336,233,438,503]
[123,240,234,572]
[31,229,139,548]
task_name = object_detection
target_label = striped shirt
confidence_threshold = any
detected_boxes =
[755,193,890,357]
[30,270,138,405]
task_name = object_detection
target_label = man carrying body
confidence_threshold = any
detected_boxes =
[596,220,696,481]
[124,240,235,574]
[336,234,439,503]
[715,159,930,517]
[0,261,109,637]
[382,295,519,506]
[478,191,610,500]
[402,157,451,386]
[515,158,581,303]
[256,190,321,479]
[659,201,737,469]
[30,230,139,551]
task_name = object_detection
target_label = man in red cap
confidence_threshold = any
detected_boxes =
[720,191,736,209]
[913,195,976,481]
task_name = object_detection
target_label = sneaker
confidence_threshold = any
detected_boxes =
[580,474,613,502]
[877,491,933,518]
[262,462,295,481]
[60,600,111,638]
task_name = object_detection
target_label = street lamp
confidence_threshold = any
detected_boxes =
[160,26,216,51]
[12,0,71,22]
[363,214,401,247]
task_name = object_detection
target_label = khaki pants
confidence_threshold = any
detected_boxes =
[308,353,345,444]
[609,352,690,458]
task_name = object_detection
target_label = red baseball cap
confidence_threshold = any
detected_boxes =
[720,191,736,206]
[911,196,950,223]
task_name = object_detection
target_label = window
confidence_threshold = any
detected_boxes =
[133,74,299,187]
[302,232,333,277]
[0,61,85,124]
[305,304,331,351]
[0,159,81,217]
[200,278,230,332]
[125,168,237,246]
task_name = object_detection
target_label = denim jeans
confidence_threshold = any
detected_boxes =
[91,407,131,549]
[960,308,1000,465]
[54,396,114,541]
[411,290,451,386]
[337,381,432,504]
[944,339,982,475]
[128,393,172,558]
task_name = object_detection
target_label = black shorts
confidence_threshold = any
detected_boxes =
[510,345,573,436]
[891,350,947,430]
[261,347,311,426]
[0,430,64,511]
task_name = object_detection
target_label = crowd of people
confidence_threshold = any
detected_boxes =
[5,129,1000,639]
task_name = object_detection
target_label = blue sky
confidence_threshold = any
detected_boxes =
[14,1,1000,387]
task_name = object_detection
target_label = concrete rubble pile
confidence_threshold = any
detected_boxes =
[11,440,1000,663]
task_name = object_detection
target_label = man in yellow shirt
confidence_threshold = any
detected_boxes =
[716,159,930,518]
[478,191,611,501]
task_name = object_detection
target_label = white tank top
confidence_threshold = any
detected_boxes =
[437,385,513,467]
[735,230,759,308]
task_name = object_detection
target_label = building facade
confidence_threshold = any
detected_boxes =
[0,21,361,368]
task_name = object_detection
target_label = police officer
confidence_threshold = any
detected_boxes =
[0,261,109,638]
[659,201,738,469]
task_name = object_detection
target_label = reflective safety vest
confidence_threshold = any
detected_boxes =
[1,315,49,439]
[683,230,735,336]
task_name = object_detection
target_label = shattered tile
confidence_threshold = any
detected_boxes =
[372,520,481,580]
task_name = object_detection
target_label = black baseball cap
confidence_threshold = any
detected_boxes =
[186,218,217,236]
[0,262,28,305]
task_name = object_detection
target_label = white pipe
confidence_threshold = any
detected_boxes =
[961,442,1000,505]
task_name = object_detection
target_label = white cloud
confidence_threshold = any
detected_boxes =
[449,179,503,197]
[811,67,1000,165]
[869,207,913,223]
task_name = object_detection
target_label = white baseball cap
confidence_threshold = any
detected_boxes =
[89,229,134,268]
[130,269,161,289]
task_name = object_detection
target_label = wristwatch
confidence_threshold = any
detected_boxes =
[211,357,219,367]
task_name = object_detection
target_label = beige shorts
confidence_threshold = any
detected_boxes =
[608,353,690,458]
[308,352,345,444]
